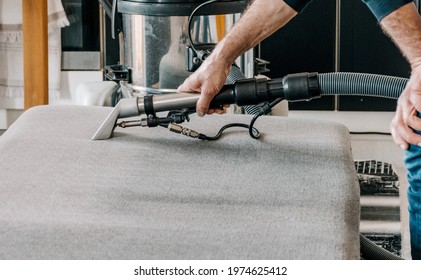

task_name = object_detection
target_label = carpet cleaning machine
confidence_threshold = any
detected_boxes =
[97,0,408,259]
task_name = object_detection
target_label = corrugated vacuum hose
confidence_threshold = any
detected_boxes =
[319,72,408,99]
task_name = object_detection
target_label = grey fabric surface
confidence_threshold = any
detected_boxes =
[0,105,360,259]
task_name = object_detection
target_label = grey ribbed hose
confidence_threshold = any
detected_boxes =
[226,64,245,84]
[229,71,408,110]
[226,65,261,115]
[360,234,403,260]
[319,72,408,100]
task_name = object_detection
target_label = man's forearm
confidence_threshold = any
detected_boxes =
[210,0,297,68]
[380,2,421,70]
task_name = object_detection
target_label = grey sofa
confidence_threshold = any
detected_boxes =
[0,105,360,259]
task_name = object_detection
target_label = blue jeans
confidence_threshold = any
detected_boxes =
[405,116,421,260]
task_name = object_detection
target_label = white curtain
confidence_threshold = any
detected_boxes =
[0,0,69,109]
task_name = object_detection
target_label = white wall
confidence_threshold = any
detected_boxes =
[55,71,103,105]
[0,109,22,129]
[0,71,102,130]
[289,111,394,134]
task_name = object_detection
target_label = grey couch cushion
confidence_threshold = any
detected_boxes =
[0,105,360,259]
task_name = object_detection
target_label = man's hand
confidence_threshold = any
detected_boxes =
[177,0,297,117]
[390,66,421,149]
[177,57,231,117]
[379,2,421,149]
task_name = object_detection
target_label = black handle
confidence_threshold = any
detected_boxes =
[210,78,284,108]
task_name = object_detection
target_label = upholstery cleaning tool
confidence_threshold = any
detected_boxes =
[92,72,319,140]
[92,72,407,140]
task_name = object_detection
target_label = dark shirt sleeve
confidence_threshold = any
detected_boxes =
[283,0,414,22]
[362,0,414,21]
[283,0,313,13]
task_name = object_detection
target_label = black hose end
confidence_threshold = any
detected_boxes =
[282,72,321,102]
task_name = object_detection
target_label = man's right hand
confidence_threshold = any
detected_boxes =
[177,56,231,117]
[177,0,297,117]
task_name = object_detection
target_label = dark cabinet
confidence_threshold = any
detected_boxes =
[260,0,336,110]
[338,0,410,111]
[260,0,418,111]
